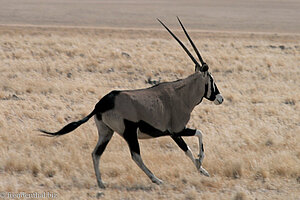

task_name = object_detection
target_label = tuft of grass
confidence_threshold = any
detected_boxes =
[265,138,273,146]
[237,64,243,72]
[224,161,243,179]
[233,192,248,200]
[201,178,222,189]
[4,155,28,174]
[44,169,56,178]
[254,168,268,181]
[107,168,121,178]
[31,164,40,177]
[284,98,296,105]
[185,187,198,200]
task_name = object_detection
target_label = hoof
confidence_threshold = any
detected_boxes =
[97,181,106,189]
[152,177,163,185]
[199,167,210,177]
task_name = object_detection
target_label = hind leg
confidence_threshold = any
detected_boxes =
[123,120,163,185]
[92,117,114,188]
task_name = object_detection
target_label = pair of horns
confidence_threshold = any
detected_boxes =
[157,17,208,72]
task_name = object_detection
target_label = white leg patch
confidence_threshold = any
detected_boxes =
[195,130,204,164]
[195,129,210,176]
[199,166,210,177]
[185,146,197,166]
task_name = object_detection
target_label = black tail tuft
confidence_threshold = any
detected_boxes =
[39,110,95,137]
[39,121,82,137]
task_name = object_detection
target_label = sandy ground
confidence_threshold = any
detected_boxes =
[0,1,300,200]
[0,0,300,33]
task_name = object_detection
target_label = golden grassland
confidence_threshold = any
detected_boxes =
[0,26,299,199]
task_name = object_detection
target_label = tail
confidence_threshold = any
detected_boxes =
[39,108,96,137]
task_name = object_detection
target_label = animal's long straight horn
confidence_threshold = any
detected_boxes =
[177,16,205,66]
[157,18,200,67]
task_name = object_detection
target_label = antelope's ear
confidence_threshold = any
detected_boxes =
[200,63,209,72]
[195,64,201,72]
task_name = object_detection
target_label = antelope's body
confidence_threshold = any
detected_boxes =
[39,18,224,188]
[102,72,207,135]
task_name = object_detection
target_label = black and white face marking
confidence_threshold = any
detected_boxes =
[205,73,224,105]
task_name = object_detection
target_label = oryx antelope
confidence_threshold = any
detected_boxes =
[39,17,224,188]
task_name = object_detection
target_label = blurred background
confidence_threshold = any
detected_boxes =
[1,0,300,33]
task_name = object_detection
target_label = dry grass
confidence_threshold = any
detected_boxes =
[0,26,299,199]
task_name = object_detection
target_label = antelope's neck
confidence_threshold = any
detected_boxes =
[174,73,206,111]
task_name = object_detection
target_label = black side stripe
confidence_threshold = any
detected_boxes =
[203,83,208,98]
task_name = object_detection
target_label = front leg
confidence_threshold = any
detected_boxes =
[195,130,205,166]
[172,128,210,177]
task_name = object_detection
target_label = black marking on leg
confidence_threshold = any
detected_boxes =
[95,90,120,120]
[171,136,188,152]
[173,128,196,137]
[123,119,140,155]
[95,140,110,156]
[201,143,204,152]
